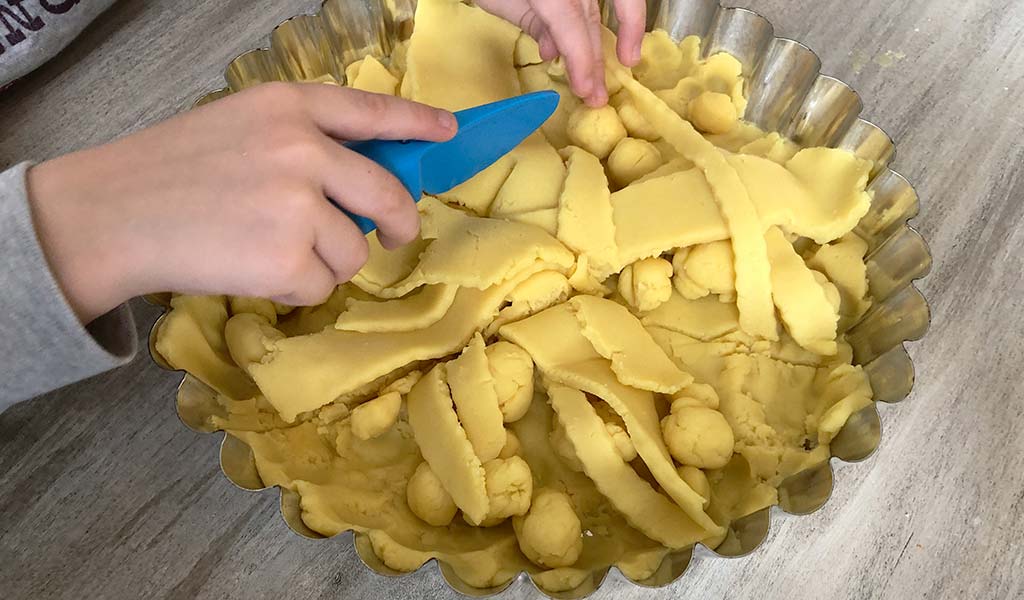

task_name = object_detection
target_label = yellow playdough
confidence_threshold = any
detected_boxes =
[447,333,506,463]
[765,227,841,355]
[407,364,490,525]
[566,105,628,159]
[155,1,881,588]
[485,341,535,423]
[556,147,618,280]
[618,256,675,312]
[350,391,402,441]
[348,55,399,95]
[606,137,663,188]
[335,283,458,333]
[569,296,692,394]
[547,384,708,548]
[498,304,718,534]
[406,461,458,527]
[513,488,583,568]
[689,91,739,134]
[617,73,778,341]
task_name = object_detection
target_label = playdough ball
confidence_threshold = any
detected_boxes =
[670,382,721,411]
[612,93,660,141]
[350,391,402,440]
[618,257,675,312]
[406,461,458,527]
[224,313,284,370]
[480,456,534,524]
[566,105,627,159]
[229,296,278,324]
[513,488,583,568]
[499,430,521,459]
[485,342,535,423]
[682,241,736,296]
[677,465,711,508]
[689,91,739,134]
[607,138,663,188]
[661,407,735,469]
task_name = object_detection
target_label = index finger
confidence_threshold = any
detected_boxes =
[532,0,604,104]
[614,0,646,67]
[293,84,458,142]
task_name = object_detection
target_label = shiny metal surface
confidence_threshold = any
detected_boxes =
[154,0,932,596]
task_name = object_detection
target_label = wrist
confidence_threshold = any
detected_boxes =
[26,155,147,323]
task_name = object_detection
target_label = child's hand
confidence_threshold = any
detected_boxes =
[27,83,457,323]
[478,0,646,106]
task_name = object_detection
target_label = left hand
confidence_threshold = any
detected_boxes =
[477,0,647,107]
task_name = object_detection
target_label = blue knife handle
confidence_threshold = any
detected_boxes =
[337,91,558,236]
[342,138,431,234]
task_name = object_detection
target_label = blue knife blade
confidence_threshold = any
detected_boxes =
[342,90,559,234]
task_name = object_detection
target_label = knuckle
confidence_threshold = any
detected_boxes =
[271,184,320,218]
[356,91,393,120]
[271,132,327,170]
[337,237,370,282]
[252,81,304,110]
[273,248,310,287]
[304,281,336,306]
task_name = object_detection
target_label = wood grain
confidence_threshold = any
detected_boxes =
[2,1,1023,598]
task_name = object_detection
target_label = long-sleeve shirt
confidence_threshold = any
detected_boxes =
[1,1,130,412]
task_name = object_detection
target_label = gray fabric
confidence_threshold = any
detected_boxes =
[0,162,137,411]
[1,0,116,87]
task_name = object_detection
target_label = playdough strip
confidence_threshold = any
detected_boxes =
[251,262,554,421]
[335,284,458,333]
[567,296,692,394]
[608,151,872,274]
[408,364,490,525]
[727,151,872,245]
[610,168,729,268]
[489,133,566,218]
[617,73,778,340]
[374,200,576,299]
[556,147,619,280]
[156,295,258,400]
[447,333,506,463]
[764,227,839,355]
[349,54,399,95]
[547,384,710,548]
[400,0,520,111]
[499,305,720,533]
[352,234,429,297]
[640,293,740,341]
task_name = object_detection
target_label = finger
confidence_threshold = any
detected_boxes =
[614,0,646,66]
[538,32,559,61]
[295,84,458,142]
[475,0,531,26]
[582,1,608,106]
[273,253,337,307]
[531,0,597,100]
[319,140,421,249]
[311,198,371,283]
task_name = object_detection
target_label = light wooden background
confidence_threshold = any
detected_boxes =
[1,1,1022,598]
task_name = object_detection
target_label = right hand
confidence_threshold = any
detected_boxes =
[27,83,457,323]
[477,0,647,106]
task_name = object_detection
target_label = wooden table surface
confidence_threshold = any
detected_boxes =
[2,1,1023,598]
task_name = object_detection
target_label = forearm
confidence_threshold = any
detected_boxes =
[0,163,137,409]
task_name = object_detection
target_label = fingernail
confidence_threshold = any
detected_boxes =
[437,110,457,133]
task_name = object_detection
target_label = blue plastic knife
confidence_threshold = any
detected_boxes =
[342,90,560,234]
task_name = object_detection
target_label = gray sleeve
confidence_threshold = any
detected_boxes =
[0,1,117,87]
[0,162,137,411]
